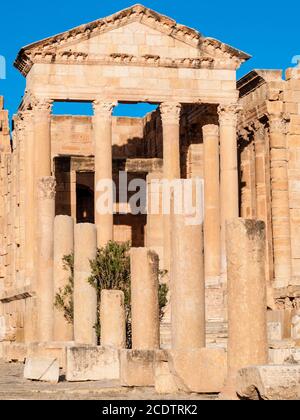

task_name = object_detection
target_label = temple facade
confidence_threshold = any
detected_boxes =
[0,4,300,375]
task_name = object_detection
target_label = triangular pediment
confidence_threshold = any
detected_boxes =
[15,4,250,75]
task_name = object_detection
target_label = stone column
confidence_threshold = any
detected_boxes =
[37,176,56,342]
[74,223,97,345]
[225,218,268,393]
[53,215,74,341]
[170,189,205,349]
[130,248,160,350]
[253,122,274,286]
[218,104,241,279]
[92,100,116,248]
[268,109,292,288]
[32,96,53,178]
[203,124,221,285]
[21,111,35,288]
[100,290,126,348]
[160,102,181,274]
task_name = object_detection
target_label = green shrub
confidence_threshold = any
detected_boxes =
[54,253,74,324]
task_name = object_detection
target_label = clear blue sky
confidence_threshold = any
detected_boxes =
[0,0,299,120]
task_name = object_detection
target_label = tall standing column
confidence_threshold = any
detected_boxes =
[160,102,181,274]
[203,124,221,285]
[268,108,292,288]
[254,122,274,286]
[37,176,56,342]
[224,218,268,396]
[218,104,241,279]
[92,100,116,248]
[32,96,53,178]
[53,215,74,341]
[130,248,160,350]
[170,184,205,349]
[74,223,97,345]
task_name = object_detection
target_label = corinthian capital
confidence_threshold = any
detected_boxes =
[93,100,116,117]
[30,95,53,113]
[269,114,287,135]
[38,176,56,200]
[218,103,242,126]
[160,102,181,125]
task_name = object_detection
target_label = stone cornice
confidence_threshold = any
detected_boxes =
[14,4,250,76]
[25,51,231,70]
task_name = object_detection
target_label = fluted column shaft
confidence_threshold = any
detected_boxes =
[218,104,241,279]
[37,176,56,342]
[203,124,221,285]
[160,102,181,274]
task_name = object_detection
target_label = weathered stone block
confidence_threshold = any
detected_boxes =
[24,357,59,384]
[237,365,300,400]
[66,346,120,382]
[120,349,155,387]
[167,348,227,393]
[154,350,179,394]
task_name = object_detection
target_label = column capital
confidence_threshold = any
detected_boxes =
[30,95,53,113]
[218,103,242,126]
[38,176,56,200]
[268,113,288,135]
[202,124,219,136]
[160,102,181,125]
[92,100,116,117]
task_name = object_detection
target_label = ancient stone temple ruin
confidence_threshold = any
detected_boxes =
[0,4,300,398]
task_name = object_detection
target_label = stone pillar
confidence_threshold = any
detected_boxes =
[160,102,181,274]
[268,108,292,288]
[218,104,241,279]
[170,189,205,349]
[74,223,97,345]
[37,176,56,342]
[32,96,53,178]
[53,215,74,341]
[254,122,274,286]
[145,171,164,265]
[100,290,126,348]
[21,111,35,288]
[92,100,116,248]
[130,248,160,350]
[203,124,221,285]
[225,218,268,392]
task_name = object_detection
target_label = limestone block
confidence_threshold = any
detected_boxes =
[24,357,59,384]
[167,348,227,393]
[237,365,300,400]
[66,346,120,382]
[120,349,155,387]
[268,322,283,341]
[154,350,179,394]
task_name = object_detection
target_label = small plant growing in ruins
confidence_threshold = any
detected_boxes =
[88,241,169,347]
[88,241,131,346]
[54,253,74,324]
